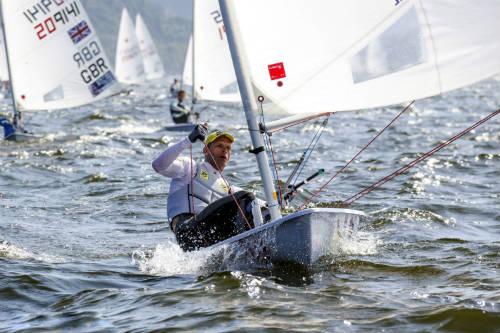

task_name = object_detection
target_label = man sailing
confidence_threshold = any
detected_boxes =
[152,124,266,251]
[169,90,198,124]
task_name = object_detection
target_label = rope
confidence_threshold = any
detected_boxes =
[291,116,330,188]
[300,101,414,209]
[202,141,253,230]
[343,108,500,205]
[265,134,284,207]
[258,100,284,207]
[189,144,196,218]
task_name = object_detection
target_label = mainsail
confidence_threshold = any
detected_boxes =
[190,0,240,103]
[135,14,165,81]
[2,0,121,111]
[182,35,193,89]
[115,8,145,84]
[223,0,500,115]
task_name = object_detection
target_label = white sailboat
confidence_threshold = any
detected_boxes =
[211,0,500,267]
[182,0,240,104]
[0,0,121,141]
[165,0,241,132]
[115,8,145,85]
[135,14,165,81]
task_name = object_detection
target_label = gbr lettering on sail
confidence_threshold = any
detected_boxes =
[21,0,115,97]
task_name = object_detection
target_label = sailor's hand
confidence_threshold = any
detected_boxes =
[188,123,208,143]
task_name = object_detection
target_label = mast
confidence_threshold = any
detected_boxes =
[218,0,282,221]
[191,0,196,105]
[0,1,20,126]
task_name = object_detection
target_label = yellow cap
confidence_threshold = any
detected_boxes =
[205,129,235,145]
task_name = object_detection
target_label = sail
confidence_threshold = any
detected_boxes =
[0,27,8,82]
[135,14,165,81]
[2,0,121,111]
[115,8,145,84]
[193,0,240,103]
[182,35,193,89]
[226,0,500,115]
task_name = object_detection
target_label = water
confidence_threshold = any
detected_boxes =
[1,80,499,332]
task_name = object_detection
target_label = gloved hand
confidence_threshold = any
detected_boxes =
[188,123,208,143]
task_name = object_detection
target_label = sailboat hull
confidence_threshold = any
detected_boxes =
[163,123,196,132]
[211,208,365,269]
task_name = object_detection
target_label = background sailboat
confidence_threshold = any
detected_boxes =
[214,0,500,267]
[182,0,240,104]
[115,8,145,85]
[0,0,121,141]
[135,14,165,81]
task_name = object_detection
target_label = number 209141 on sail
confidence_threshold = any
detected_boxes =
[22,0,81,40]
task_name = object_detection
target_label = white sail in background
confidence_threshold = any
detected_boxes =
[115,8,145,84]
[182,35,193,89]
[2,0,120,111]
[192,0,239,103]
[0,27,8,82]
[226,0,500,115]
[135,14,164,81]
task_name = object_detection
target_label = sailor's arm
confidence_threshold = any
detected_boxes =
[152,138,192,178]
[152,124,208,178]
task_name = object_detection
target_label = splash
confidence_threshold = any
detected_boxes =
[0,240,63,263]
[331,230,379,256]
[132,240,222,276]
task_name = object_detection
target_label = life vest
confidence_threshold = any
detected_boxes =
[167,161,230,220]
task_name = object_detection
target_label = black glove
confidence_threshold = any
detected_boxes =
[188,124,208,143]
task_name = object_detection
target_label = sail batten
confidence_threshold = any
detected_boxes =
[227,0,500,115]
[3,0,121,111]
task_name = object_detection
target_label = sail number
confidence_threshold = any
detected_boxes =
[72,41,109,84]
[210,10,223,24]
[210,10,227,41]
[23,0,81,40]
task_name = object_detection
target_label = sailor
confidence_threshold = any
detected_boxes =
[169,90,197,124]
[152,124,265,251]
[169,78,180,97]
[0,116,16,140]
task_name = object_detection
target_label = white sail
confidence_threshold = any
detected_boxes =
[135,14,165,81]
[225,0,500,115]
[2,0,121,111]
[115,8,145,84]
[0,27,8,82]
[182,35,193,88]
[193,0,240,103]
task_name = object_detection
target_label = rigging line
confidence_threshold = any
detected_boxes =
[259,100,283,207]
[189,144,196,218]
[266,133,284,208]
[291,116,330,188]
[300,101,415,209]
[202,141,253,230]
[344,108,500,205]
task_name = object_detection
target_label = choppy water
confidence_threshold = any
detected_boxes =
[1,79,499,332]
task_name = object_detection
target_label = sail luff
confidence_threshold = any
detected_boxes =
[219,0,282,221]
